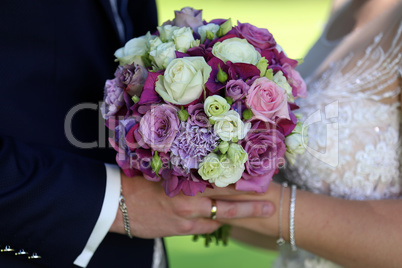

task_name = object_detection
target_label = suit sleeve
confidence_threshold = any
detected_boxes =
[0,136,110,267]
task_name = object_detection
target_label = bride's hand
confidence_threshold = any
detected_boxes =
[202,182,283,238]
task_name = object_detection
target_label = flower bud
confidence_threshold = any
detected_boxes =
[178,106,189,121]
[217,18,233,37]
[225,96,233,105]
[132,95,140,103]
[218,141,229,154]
[217,64,228,83]
[242,109,253,120]
[206,30,215,41]
[151,151,163,177]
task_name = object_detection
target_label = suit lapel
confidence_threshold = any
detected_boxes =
[98,0,125,44]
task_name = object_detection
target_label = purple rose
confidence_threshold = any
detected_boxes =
[138,104,180,153]
[101,78,124,119]
[115,63,148,97]
[188,103,210,127]
[234,22,276,50]
[172,7,204,32]
[161,169,210,197]
[236,120,286,192]
[260,48,298,68]
[226,79,250,101]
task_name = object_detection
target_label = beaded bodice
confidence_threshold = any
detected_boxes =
[285,21,402,200]
[276,2,402,268]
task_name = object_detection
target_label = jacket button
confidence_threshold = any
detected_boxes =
[1,245,15,252]
[28,252,41,259]
[15,249,29,256]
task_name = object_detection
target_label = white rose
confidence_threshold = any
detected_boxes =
[157,25,180,42]
[114,32,155,66]
[212,37,261,65]
[227,143,248,166]
[173,27,199,53]
[149,41,176,70]
[198,23,220,43]
[155,57,212,105]
[204,95,230,117]
[148,36,163,51]
[199,154,244,187]
[211,110,251,141]
[198,153,223,182]
[285,151,297,166]
[273,71,293,102]
[212,157,245,187]
[285,133,306,155]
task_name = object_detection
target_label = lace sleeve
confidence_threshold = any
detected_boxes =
[285,5,402,200]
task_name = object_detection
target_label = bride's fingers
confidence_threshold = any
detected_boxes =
[210,200,275,220]
[201,185,263,197]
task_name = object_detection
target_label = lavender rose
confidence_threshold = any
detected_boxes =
[246,77,290,122]
[172,7,204,32]
[138,104,180,153]
[234,22,276,50]
[188,103,210,128]
[237,120,286,192]
[101,78,124,119]
[115,63,148,97]
[225,79,250,101]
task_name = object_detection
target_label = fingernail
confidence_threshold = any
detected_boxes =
[262,204,273,216]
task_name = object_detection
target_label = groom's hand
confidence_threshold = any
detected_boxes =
[109,173,275,238]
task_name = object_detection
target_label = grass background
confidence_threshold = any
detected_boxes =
[154,1,332,267]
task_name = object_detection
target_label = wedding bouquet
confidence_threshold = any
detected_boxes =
[101,7,307,243]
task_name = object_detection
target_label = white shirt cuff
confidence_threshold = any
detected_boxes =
[73,163,121,267]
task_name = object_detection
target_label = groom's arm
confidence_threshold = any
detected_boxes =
[0,136,109,267]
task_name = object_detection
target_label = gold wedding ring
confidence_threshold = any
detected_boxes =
[210,199,217,220]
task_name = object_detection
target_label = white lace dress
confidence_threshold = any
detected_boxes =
[276,1,402,267]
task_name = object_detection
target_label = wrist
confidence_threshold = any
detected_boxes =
[109,171,126,235]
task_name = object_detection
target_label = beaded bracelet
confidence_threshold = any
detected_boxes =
[289,184,297,251]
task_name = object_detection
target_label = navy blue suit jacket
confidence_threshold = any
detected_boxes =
[0,0,160,267]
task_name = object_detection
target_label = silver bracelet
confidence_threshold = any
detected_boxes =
[276,182,288,247]
[119,187,133,239]
[289,184,297,251]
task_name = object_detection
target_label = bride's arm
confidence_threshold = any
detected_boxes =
[210,182,402,267]
[230,226,278,251]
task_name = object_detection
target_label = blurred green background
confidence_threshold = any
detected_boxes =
[155,1,332,267]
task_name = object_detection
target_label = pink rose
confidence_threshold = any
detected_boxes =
[283,63,307,99]
[246,77,290,122]
[172,7,204,32]
[138,104,180,153]
[234,22,276,50]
